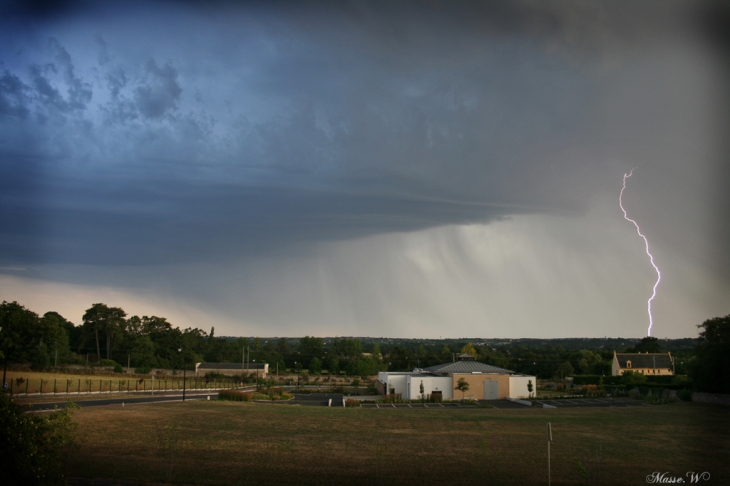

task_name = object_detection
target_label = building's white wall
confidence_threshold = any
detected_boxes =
[385,374,409,396]
[508,375,537,398]
[377,372,389,385]
[612,354,621,376]
[405,376,453,400]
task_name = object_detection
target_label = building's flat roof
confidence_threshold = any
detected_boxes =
[197,362,266,370]
[423,361,514,375]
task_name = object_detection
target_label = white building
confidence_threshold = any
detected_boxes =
[377,356,536,400]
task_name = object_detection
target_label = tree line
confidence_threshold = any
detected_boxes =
[1,301,727,393]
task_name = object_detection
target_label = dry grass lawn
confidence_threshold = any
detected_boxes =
[64,400,729,486]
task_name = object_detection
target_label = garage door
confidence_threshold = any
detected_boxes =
[483,380,498,400]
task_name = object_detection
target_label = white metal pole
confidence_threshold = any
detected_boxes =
[548,422,553,486]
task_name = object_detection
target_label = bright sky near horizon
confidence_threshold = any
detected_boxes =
[1,1,728,339]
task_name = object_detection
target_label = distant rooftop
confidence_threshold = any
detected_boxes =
[615,352,673,369]
[197,362,266,370]
[423,361,514,375]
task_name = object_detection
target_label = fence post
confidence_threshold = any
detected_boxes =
[78,379,80,394]
[26,379,29,395]
[54,379,56,395]
[40,379,43,395]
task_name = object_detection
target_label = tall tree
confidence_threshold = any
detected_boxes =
[276,338,290,356]
[690,315,730,394]
[82,304,108,362]
[82,304,127,362]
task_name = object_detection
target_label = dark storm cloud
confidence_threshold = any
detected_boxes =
[0,70,29,117]
[134,59,182,119]
[0,0,725,275]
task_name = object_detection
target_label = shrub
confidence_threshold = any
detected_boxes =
[0,393,78,486]
[218,390,253,402]
[113,363,124,374]
[98,359,118,367]
[345,399,358,407]
[204,372,227,382]
[135,366,152,375]
[677,389,693,401]
[428,393,442,403]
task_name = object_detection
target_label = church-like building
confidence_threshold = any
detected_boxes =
[611,351,674,376]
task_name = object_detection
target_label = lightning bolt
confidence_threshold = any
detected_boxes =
[619,168,661,336]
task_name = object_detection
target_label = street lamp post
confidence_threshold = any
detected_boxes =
[253,359,258,389]
[178,348,186,402]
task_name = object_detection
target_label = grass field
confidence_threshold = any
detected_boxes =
[62,400,729,486]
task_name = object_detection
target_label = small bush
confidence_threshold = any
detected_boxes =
[345,399,358,407]
[677,389,693,401]
[218,390,253,402]
[0,393,79,485]
[113,363,124,374]
[428,393,442,403]
[135,366,152,375]
[98,359,118,367]
[204,372,227,382]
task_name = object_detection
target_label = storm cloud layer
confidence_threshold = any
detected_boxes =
[1,1,728,337]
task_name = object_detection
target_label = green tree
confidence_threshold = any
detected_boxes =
[39,313,72,365]
[309,357,322,375]
[276,338,290,356]
[690,315,730,394]
[82,304,127,362]
[327,357,340,375]
[371,343,382,362]
[0,301,41,363]
[331,338,362,358]
[576,350,602,374]
[298,336,324,362]
[439,345,452,362]
[556,361,574,380]
[30,342,51,370]
[455,377,470,399]
[527,380,534,397]
[633,336,661,353]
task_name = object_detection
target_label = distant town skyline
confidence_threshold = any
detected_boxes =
[1,1,728,339]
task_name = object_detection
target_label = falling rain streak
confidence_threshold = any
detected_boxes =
[619,168,662,336]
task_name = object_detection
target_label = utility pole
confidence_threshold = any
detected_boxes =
[547,422,553,486]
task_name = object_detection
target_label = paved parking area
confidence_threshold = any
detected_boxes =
[533,397,649,408]
[360,402,462,409]
[358,397,648,409]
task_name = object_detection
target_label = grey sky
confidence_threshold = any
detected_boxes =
[1,1,728,338]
